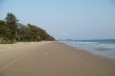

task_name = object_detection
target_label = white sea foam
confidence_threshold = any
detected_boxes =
[96,44,115,51]
[76,42,99,45]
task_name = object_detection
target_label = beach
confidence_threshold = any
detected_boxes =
[0,41,115,76]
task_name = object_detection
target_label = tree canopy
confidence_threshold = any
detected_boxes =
[0,12,55,42]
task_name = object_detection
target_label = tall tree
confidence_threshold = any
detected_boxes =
[0,20,11,41]
[5,12,19,41]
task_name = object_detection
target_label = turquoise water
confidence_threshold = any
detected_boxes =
[61,39,115,60]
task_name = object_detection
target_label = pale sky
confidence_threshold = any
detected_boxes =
[0,0,115,40]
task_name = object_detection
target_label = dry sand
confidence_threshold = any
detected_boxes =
[0,41,115,76]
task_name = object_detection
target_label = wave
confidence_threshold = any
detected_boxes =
[95,44,115,51]
[63,41,115,49]
[61,40,115,60]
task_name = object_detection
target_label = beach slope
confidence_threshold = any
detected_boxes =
[0,41,115,76]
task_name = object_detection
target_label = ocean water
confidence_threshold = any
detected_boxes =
[61,39,115,60]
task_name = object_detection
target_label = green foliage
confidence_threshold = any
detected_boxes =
[0,20,12,41]
[5,12,19,40]
[0,12,55,42]
[5,13,18,23]
[0,42,15,44]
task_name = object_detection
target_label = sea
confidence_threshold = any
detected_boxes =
[61,39,115,60]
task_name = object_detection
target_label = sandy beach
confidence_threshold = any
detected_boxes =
[0,41,115,76]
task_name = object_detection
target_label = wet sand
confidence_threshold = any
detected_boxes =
[0,41,115,76]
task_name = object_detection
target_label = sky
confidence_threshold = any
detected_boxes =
[0,0,115,40]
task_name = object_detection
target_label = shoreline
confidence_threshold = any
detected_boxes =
[58,41,115,62]
[0,41,115,76]
[61,41,115,60]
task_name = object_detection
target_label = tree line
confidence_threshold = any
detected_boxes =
[0,12,55,42]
